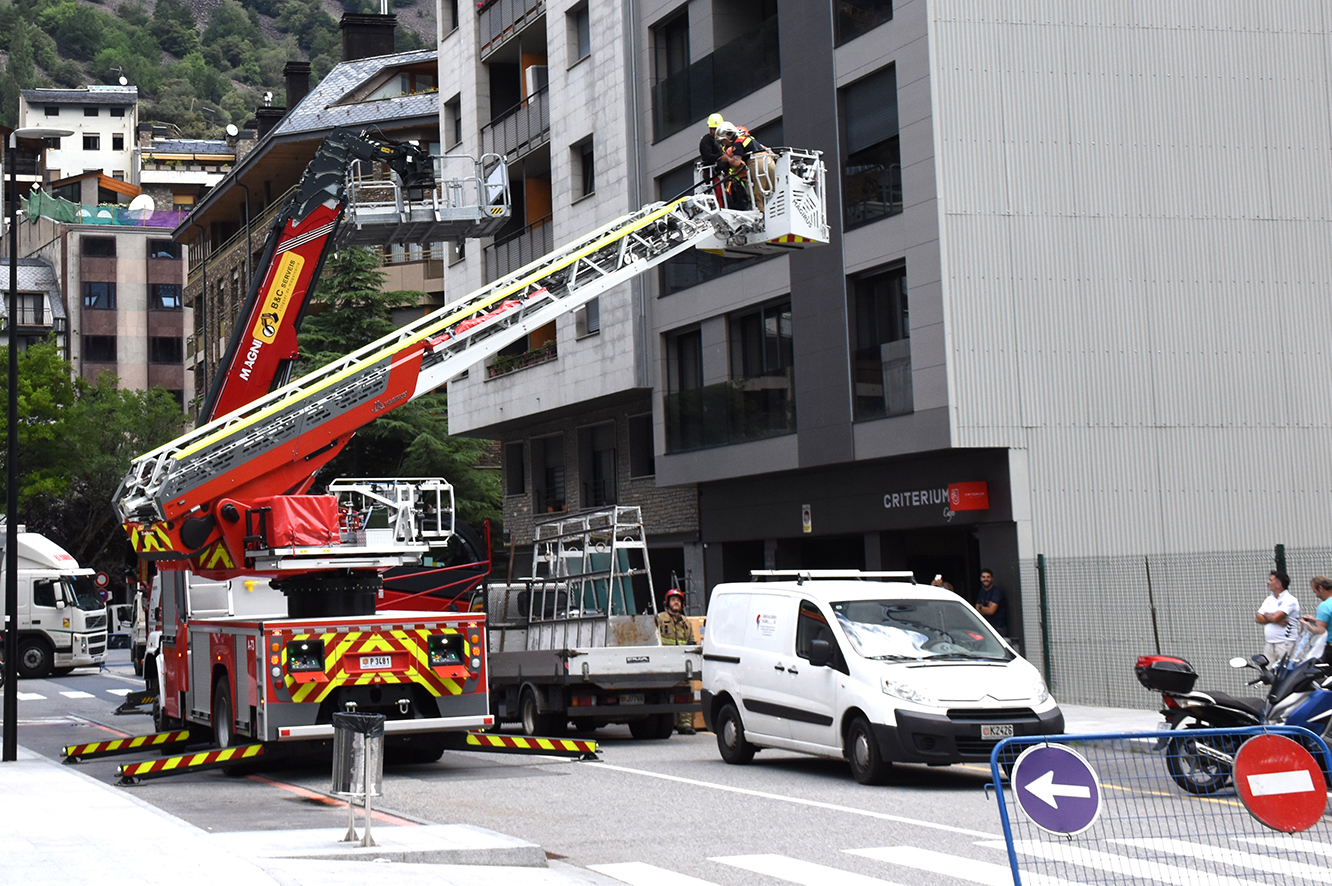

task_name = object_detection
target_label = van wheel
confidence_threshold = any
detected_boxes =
[17,638,52,679]
[846,716,891,785]
[716,703,756,764]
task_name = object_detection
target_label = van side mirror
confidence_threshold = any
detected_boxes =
[808,639,832,668]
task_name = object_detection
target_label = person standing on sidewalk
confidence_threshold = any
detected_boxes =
[975,568,1008,637]
[1256,570,1300,661]
[656,587,697,735]
[1300,575,1332,662]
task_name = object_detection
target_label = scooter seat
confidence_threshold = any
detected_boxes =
[1204,691,1266,717]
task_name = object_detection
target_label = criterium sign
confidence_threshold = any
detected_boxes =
[1011,743,1103,836]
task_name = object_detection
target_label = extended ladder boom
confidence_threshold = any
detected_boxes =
[117,148,827,578]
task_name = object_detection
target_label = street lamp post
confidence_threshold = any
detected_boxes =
[3,126,72,763]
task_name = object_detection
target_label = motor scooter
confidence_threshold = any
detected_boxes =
[1134,629,1332,794]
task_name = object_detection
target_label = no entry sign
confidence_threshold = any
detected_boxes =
[1233,734,1328,833]
[1011,743,1103,836]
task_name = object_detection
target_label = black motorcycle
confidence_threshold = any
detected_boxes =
[1135,637,1332,794]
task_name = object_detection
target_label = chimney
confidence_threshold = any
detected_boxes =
[284,61,312,111]
[255,107,286,138]
[340,13,397,62]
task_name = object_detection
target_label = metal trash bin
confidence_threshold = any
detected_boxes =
[331,711,385,847]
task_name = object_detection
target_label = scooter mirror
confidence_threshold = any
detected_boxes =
[1229,657,1250,669]
[1252,653,1269,668]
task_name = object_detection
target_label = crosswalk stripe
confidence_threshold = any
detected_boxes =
[1112,837,1331,880]
[589,862,721,886]
[978,840,1269,886]
[59,691,94,699]
[712,854,909,886]
[16,692,45,701]
[106,688,132,697]
[1234,835,1332,858]
[847,846,1081,886]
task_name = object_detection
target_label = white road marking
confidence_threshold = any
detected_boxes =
[592,763,1001,839]
[106,688,133,697]
[16,692,45,701]
[848,845,1081,886]
[59,691,95,699]
[712,854,907,886]
[1234,834,1332,858]
[1112,837,1332,881]
[979,839,1270,886]
[1245,769,1315,796]
[589,862,721,886]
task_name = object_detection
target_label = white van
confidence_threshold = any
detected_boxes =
[700,571,1062,784]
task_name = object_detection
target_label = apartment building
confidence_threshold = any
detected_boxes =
[443,0,1332,658]
[18,85,139,184]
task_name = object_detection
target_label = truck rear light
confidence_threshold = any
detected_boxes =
[571,694,594,707]
[286,638,325,672]
[428,633,464,666]
[674,692,693,704]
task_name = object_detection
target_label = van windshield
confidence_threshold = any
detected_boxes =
[832,599,1012,662]
[62,575,104,611]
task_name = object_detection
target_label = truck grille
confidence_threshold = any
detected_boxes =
[88,641,106,657]
[86,614,107,630]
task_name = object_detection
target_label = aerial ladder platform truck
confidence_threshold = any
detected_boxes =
[109,130,827,772]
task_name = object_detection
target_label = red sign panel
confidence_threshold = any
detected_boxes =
[948,481,990,511]
[1233,734,1327,833]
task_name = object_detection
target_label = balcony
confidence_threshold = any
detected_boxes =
[663,374,796,454]
[481,87,550,160]
[487,338,557,379]
[485,214,554,281]
[478,0,544,58]
[652,16,781,141]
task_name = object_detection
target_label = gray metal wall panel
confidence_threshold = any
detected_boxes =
[934,1,1332,556]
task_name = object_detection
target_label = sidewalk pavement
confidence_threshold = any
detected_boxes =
[0,704,1163,886]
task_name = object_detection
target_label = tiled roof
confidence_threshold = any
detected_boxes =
[268,48,440,138]
[2,258,64,318]
[149,139,234,155]
[22,87,138,106]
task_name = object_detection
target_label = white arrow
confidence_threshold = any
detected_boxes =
[1024,769,1092,809]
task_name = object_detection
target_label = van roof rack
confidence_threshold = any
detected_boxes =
[749,570,916,585]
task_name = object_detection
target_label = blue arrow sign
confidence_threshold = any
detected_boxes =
[1011,744,1102,836]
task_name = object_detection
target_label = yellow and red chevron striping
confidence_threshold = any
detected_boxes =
[279,626,471,704]
[63,730,191,760]
[118,744,265,780]
[465,732,597,755]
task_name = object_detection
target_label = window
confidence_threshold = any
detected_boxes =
[82,282,116,309]
[842,65,901,228]
[83,335,116,362]
[112,171,125,180]
[444,0,458,32]
[151,283,182,310]
[851,263,911,419]
[657,162,763,293]
[110,107,125,118]
[112,134,124,150]
[44,106,59,117]
[150,336,183,364]
[16,293,44,326]
[43,137,60,150]
[84,106,98,117]
[82,236,115,256]
[148,240,181,259]
[653,10,689,83]
[628,414,654,477]
[532,434,566,514]
[33,579,56,607]
[504,441,525,495]
[575,297,600,337]
[572,138,595,198]
[444,95,462,149]
[796,600,842,669]
[578,422,617,507]
[569,2,591,62]
[172,194,194,211]
[83,134,101,151]
[727,299,796,439]
[667,328,703,394]
[730,300,793,380]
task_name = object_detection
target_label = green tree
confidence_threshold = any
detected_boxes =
[8,24,36,89]
[37,1,109,60]
[0,341,186,573]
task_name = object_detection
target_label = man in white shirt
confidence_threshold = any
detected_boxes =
[1256,570,1301,662]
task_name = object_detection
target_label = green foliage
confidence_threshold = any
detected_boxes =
[37,1,110,61]
[0,341,186,572]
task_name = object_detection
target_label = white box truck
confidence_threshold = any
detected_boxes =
[1,528,107,677]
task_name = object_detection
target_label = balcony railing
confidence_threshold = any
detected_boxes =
[478,0,544,57]
[652,15,781,141]
[481,87,550,159]
[484,214,554,281]
[664,374,796,454]
[487,338,557,379]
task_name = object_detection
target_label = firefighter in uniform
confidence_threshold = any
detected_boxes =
[656,587,697,734]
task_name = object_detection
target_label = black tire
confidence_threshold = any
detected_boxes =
[1165,735,1231,795]
[51,667,75,677]
[132,645,145,677]
[628,713,675,740]
[715,702,756,764]
[212,680,233,749]
[519,687,560,736]
[846,716,891,785]
[17,637,52,679]
[390,735,447,764]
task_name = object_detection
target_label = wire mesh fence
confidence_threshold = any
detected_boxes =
[992,727,1332,886]
[1020,546,1332,709]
